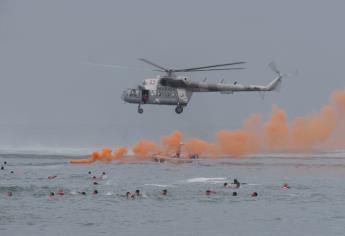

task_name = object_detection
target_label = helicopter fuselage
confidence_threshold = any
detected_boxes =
[122,77,193,107]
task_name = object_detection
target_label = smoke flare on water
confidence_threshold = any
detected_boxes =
[70,88,345,164]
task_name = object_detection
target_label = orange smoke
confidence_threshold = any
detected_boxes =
[71,88,345,164]
[161,131,183,155]
[70,147,128,164]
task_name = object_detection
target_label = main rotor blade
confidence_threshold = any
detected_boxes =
[186,68,245,72]
[82,62,151,71]
[138,58,169,72]
[173,61,245,72]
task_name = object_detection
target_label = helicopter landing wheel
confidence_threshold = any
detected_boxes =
[175,106,183,114]
[138,104,144,114]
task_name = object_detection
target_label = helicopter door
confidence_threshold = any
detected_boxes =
[141,89,149,103]
[176,89,188,104]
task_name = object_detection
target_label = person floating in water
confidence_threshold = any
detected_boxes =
[7,191,13,197]
[232,192,237,196]
[48,175,57,180]
[126,192,135,199]
[205,189,216,195]
[233,179,240,188]
[161,189,168,196]
[92,190,98,195]
[135,190,142,197]
[101,172,107,180]
[251,192,258,197]
[223,182,228,188]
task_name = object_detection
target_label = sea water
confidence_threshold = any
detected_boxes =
[1,152,345,236]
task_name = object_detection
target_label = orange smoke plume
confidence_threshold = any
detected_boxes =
[71,88,345,164]
[114,147,128,160]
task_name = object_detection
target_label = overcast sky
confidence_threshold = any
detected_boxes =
[0,0,344,152]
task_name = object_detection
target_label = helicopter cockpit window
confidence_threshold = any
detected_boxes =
[130,89,137,97]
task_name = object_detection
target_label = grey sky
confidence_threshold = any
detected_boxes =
[0,0,344,152]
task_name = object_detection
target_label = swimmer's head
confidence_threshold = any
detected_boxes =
[135,190,140,195]
[102,172,106,175]
[4,161,7,165]
[251,192,258,197]
[206,190,211,195]
[223,182,228,187]
[10,171,14,174]
[162,189,167,195]
[232,192,237,196]
[92,176,97,179]
[88,171,92,175]
[93,190,98,195]
[7,191,13,196]
[50,192,55,196]
[93,182,99,185]
[81,192,86,195]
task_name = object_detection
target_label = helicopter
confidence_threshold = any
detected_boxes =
[121,58,285,114]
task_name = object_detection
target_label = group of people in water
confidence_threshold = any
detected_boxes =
[43,173,261,200]
[1,160,290,199]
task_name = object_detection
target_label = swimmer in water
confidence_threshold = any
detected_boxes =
[78,191,86,195]
[161,189,168,196]
[205,190,216,195]
[101,172,107,180]
[135,190,142,197]
[251,192,258,197]
[126,192,135,199]
[233,179,240,188]
[232,192,237,196]
[48,175,57,180]
[1,166,4,170]
[282,182,290,189]
[7,191,13,197]
[93,190,98,195]
[88,171,92,175]
[224,182,228,188]
[10,171,14,174]
[4,161,7,165]
[93,182,99,185]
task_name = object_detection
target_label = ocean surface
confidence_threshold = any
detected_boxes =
[1,151,345,236]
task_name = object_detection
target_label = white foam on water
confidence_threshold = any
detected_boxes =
[144,184,169,187]
[185,177,226,183]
